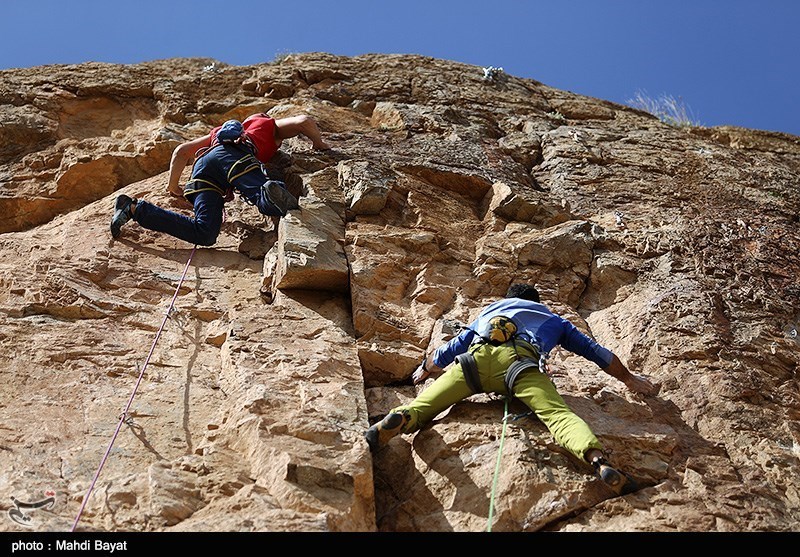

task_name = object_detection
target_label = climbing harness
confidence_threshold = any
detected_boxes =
[227,154,262,185]
[184,126,259,200]
[504,357,540,395]
[456,352,482,394]
[71,245,198,532]
[457,315,548,397]
[184,147,256,200]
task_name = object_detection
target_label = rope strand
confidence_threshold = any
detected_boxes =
[71,245,197,532]
[487,397,510,532]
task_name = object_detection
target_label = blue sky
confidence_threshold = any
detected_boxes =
[3,1,799,136]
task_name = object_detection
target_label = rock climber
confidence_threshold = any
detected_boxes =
[110,112,330,245]
[365,282,660,495]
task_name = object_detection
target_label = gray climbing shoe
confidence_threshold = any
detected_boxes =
[365,411,409,452]
[263,180,299,216]
[592,456,638,495]
[111,194,137,238]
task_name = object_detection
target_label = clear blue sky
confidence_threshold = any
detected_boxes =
[3,0,799,136]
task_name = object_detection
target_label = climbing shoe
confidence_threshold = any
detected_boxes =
[263,180,299,217]
[364,411,409,453]
[592,456,638,495]
[110,194,137,239]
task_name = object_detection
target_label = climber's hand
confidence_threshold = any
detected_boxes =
[412,362,430,385]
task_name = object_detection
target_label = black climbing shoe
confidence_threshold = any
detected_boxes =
[592,457,638,495]
[364,411,409,453]
[263,180,299,217]
[111,194,137,238]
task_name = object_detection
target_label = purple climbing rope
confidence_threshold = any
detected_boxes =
[71,245,197,532]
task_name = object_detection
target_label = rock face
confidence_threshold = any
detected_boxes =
[0,54,798,532]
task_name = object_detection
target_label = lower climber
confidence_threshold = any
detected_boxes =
[365,283,660,495]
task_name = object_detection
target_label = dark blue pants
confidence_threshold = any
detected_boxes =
[133,144,285,246]
[134,191,224,246]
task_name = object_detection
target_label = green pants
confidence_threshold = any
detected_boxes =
[392,342,603,461]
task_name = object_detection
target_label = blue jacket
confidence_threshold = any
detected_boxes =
[432,297,614,370]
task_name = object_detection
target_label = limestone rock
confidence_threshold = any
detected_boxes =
[337,160,395,215]
[264,195,349,295]
[0,53,798,533]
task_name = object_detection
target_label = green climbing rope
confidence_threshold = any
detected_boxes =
[487,397,510,532]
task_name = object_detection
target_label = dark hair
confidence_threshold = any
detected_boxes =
[505,283,540,302]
